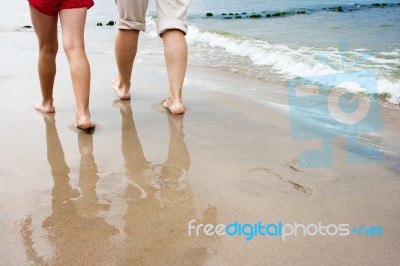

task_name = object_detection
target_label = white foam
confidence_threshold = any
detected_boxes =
[377,79,400,104]
[379,50,400,57]
[336,81,366,93]
[185,25,400,104]
[186,25,334,78]
[366,55,400,65]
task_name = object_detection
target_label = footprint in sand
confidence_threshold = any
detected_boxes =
[288,160,304,172]
[247,167,313,197]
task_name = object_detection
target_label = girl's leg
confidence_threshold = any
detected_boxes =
[59,8,93,128]
[29,5,58,113]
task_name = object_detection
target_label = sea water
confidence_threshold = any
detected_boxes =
[1,0,399,103]
[186,0,400,104]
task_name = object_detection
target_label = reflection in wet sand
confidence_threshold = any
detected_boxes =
[20,115,118,265]
[20,106,217,264]
[114,101,215,265]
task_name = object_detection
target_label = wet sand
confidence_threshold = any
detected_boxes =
[1,31,400,265]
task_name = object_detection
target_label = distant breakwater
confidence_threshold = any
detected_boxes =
[203,2,400,20]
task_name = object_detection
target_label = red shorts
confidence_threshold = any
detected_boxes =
[28,0,94,16]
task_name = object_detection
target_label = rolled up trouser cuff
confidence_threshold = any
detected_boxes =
[157,19,188,36]
[115,0,149,31]
[116,17,146,31]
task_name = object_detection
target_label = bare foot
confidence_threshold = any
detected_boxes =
[162,100,185,115]
[112,77,131,100]
[74,114,95,133]
[34,102,55,113]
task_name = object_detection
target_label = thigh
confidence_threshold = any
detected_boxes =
[28,0,59,16]
[59,8,87,49]
[29,4,58,46]
[58,0,94,12]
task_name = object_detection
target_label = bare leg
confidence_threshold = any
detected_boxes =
[161,30,187,115]
[59,8,93,129]
[29,5,58,113]
[113,29,140,100]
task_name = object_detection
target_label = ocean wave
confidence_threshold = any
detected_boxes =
[186,26,333,77]
[185,25,400,104]
[366,55,400,65]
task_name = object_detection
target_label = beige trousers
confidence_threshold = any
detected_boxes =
[115,0,189,36]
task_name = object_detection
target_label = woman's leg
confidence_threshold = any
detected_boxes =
[59,8,93,128]
[29,5,58,113]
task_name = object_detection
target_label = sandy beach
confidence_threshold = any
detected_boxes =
[1,28,400,266]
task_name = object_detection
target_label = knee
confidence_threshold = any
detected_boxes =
[62,41,85,56]
[39,42,58,56]
[161,29,185,39]
[161,29,187,48]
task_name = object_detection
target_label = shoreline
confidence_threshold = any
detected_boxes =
[4,26,400,106]
[1,31,400,265]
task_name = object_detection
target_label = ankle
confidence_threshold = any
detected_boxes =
[76,109,91,120]
[42,98,54,107]
[118,76,131,91]
[167,96,183,104]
